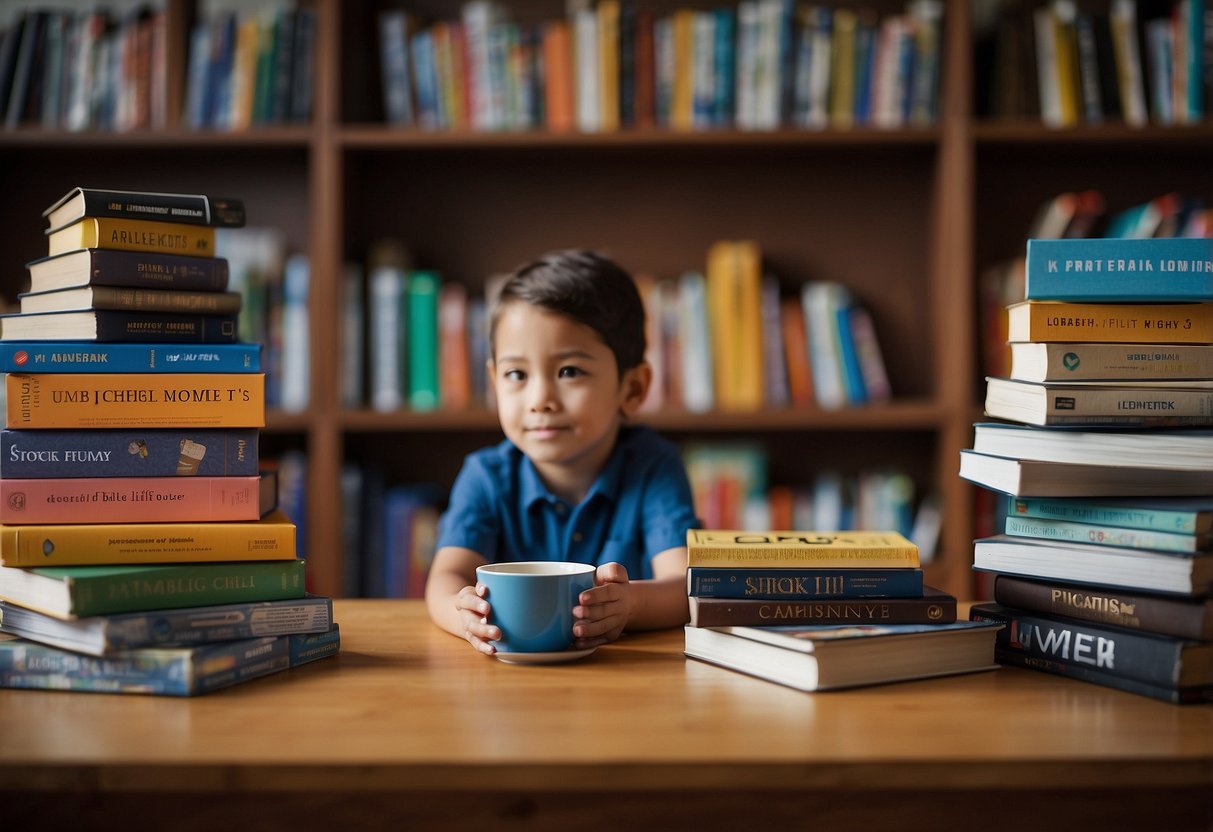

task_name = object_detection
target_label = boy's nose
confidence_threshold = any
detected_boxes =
[527,378,559,411]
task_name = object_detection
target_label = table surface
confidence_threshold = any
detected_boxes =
[2,598,1211,795]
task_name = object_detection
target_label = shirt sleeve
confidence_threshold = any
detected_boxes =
[639,446,701,557]
[434,454,500,559]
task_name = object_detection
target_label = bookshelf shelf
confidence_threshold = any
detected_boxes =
[973,122,1213,146]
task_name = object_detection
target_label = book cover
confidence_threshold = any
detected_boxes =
[0,507,296,567]
[1024,237,1213,301]
[993,574,1213,641]
[1009,342,1213,382]
[973,534,1213,596]
[0,558,307,619]
[19,285,243,316]
[5,372,265,429]
[686,529,920,568]
[0,595,333,656]
[542,19,574,131]
[25,249,230,294]
[706,240,764,411]
[689,586,956,627]
[1008,494,1213,535]
[984,376,1213,428]
[438,282,470,410]
[0,472,275,524]
[970,602,1212,690]
[801,280,849,410]
[686,566,924,599]
[971,421,1213,471]
[43,188,245,230]
[47,217,217,258]
[683,619,1001,692]
[1004,513,1211,554]
[0,427,258,478]
[989,644,1212,704]
[0,309,239,344]
[0,626,338,697]
[959,449,1213,497]
[1005,300,1213,344]
[0,342,260,373]
[406,270,440,411]
[779,295,814,407]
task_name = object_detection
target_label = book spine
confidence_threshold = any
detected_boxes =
[989,646,1211,704]
[688,594,955,627]
[970,603,1192,688]
[4,373,265,429]
[1014,343,1213,381]
[993,575,1212,641]
[1004,514,1204,553]
[40,250,230,291]
[0,342,260,373]
[686,549,919,568]
[287,625,342,666]
[0,511,295,567]
[54,189,245,228]
[50,217,217,258]
[0,638,210,695]
[1009,496,1202,534]
[1025,238,1213,300]
[407,270,440,411]
[0,476,264,524]
[687,567,924,598]
[0,428,258,478]
[1011,301,1213,343]
[88,287,241,314]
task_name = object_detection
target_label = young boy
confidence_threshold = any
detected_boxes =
[425,250,700,655]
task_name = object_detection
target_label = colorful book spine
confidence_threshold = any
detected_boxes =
[689,589,955,627]
[0,508,295,567]
[0,596,333,655]
[0,342,261,373]
[1025,237,1213,301]
[25,249,230,292]
[5,372,265,429]
[0,627,339,697]
[1008,496,1211,535]
[686,529,920,568]
[1006,300,1213,344]
[0,475,270,524]
[686,567,923,599]
[47,217,217,258]
[407,270,440,411]
[1004,514,1208,554]
[0,428,258,478]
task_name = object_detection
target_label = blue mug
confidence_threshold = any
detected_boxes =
[476,561,596,653]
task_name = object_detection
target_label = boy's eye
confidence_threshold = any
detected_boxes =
[503,369,526,382]
[558,366,585,378]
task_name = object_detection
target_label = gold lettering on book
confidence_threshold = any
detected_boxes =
[758,602,891,620]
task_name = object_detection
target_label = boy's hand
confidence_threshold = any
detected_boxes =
[572,562,632,648]
[455,583,500,655]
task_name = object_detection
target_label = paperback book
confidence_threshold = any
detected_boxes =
[686,566,924,599]
[683,619,1002,692]
[984,377,1213,428]
[959,449,1213,497]
[0,342,261,374]
[25,249,231,294]
[1009,342,1213,383]
[0,427,259,478]
[1024,237,1213,301]
[686,529,920,568]
[688,586,956,627]
[971,422,1213,471]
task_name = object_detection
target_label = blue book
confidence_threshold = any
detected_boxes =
[0,341,260,373]
[687,567,924,599]
[0,427,259,478]
[1025,237,1213,301]
[0,626,340,696]
[0,595,333,656]
[1008,495,1213,536]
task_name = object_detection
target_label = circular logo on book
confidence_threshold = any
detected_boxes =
[6,493,24,512]
[42,538,54,557]
[1063,352,1081,371]
[12,351,28,367]
[926,604,944,621]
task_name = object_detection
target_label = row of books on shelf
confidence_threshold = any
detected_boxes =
[962,232,1212,704]
[378,0,942,133]
[977,0,1212,127]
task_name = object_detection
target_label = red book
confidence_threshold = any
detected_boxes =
[543,20,574,132]
[780,296,813,407]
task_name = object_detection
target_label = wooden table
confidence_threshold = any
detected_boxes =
[2,599,1210,832]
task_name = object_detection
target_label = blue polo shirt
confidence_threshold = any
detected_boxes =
[435,425,699,579]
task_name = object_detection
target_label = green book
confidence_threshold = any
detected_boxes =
[0,560,307,619]
[407,270,440,410]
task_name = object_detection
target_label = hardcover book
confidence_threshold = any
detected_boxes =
[686,529,920,568]
[1024,237,1213,301]
[0,626,339,697]
[683,619,1001,692]
[984,376,1213,428]
[992,574,1213,641]
[5,372,265,429]
[0,427,258,478]
[0,507,296,567]
[959,449,1213,497]
[1009,342,1213,383]
[0,309,239,344]
[688,586,957,627]
[1003,513,1211,554]
[988,645,1212,704]
[0,559,307,618]
[686,566,924,599]
[1005,300,1213,344]
[19,286,243,316]
[971,421,1213,470]
[0,471,276,524]
[25,249,230,294]
[0,595,333,656]
[973,534,1213,596]
[1008,495,1213,535]
[0,342,261,373]
[46,216,217,258]
[43,187,246,229]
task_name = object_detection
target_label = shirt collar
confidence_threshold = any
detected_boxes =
[517,434,627,511]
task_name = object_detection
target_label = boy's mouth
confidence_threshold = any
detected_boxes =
[525,424,569,438]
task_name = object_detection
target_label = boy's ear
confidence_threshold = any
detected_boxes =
[619,362,653,417]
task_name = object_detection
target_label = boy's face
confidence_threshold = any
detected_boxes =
[491,302,649,496]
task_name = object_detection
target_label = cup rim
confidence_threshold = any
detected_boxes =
[476,561,596,577]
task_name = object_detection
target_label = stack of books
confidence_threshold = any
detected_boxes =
[681,529,1001,691]
[0,187,339,696]
[961,235,1213,704]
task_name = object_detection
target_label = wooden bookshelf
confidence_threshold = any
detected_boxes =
[2,0,1206,600]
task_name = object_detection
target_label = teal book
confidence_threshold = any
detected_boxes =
[0,341,260,373]
[407,270,440,411]
[1008,495,1213,536]
[1025,237,1213,301]
[1004,513,1212,554]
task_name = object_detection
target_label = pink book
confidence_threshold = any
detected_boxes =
[0,474,275,524]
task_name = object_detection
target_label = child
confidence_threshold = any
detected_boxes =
[425,250,700,654]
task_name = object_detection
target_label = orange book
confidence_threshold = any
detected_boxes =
[5,372,265,428]
[671,9,694,129]
[767,485,795,531]
[633,8,656,127]
[543,20,574,131]
[706,240,764,411]
[439,282,470,410]
[780,296,813,407]
[597,0,620,130]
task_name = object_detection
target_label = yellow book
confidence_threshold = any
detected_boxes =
[230,14,262,130]
[1050,2,1080,127]
[1007,301,1213,344]
[687,529,921,568]
[706,240,764,411]
[5,372,265,428]
[47,217,216,258]
[597,0,620,131]
[829,8,857,127]
[671,8,695,130]
[0,508,295,567]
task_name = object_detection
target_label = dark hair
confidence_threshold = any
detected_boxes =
[490,250,646,375]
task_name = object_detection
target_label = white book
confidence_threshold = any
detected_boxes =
[574,7,600,132]
[734,1,760,129]
[971,421,1213,471]
[370,265,406,412]
[462,0,506,129]
[1033,6,1062,127]
[341,262,364,408]
[679,271,714,413]
[279,253,310,413]
[959,449,1213,497]
[801,281,848,410]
